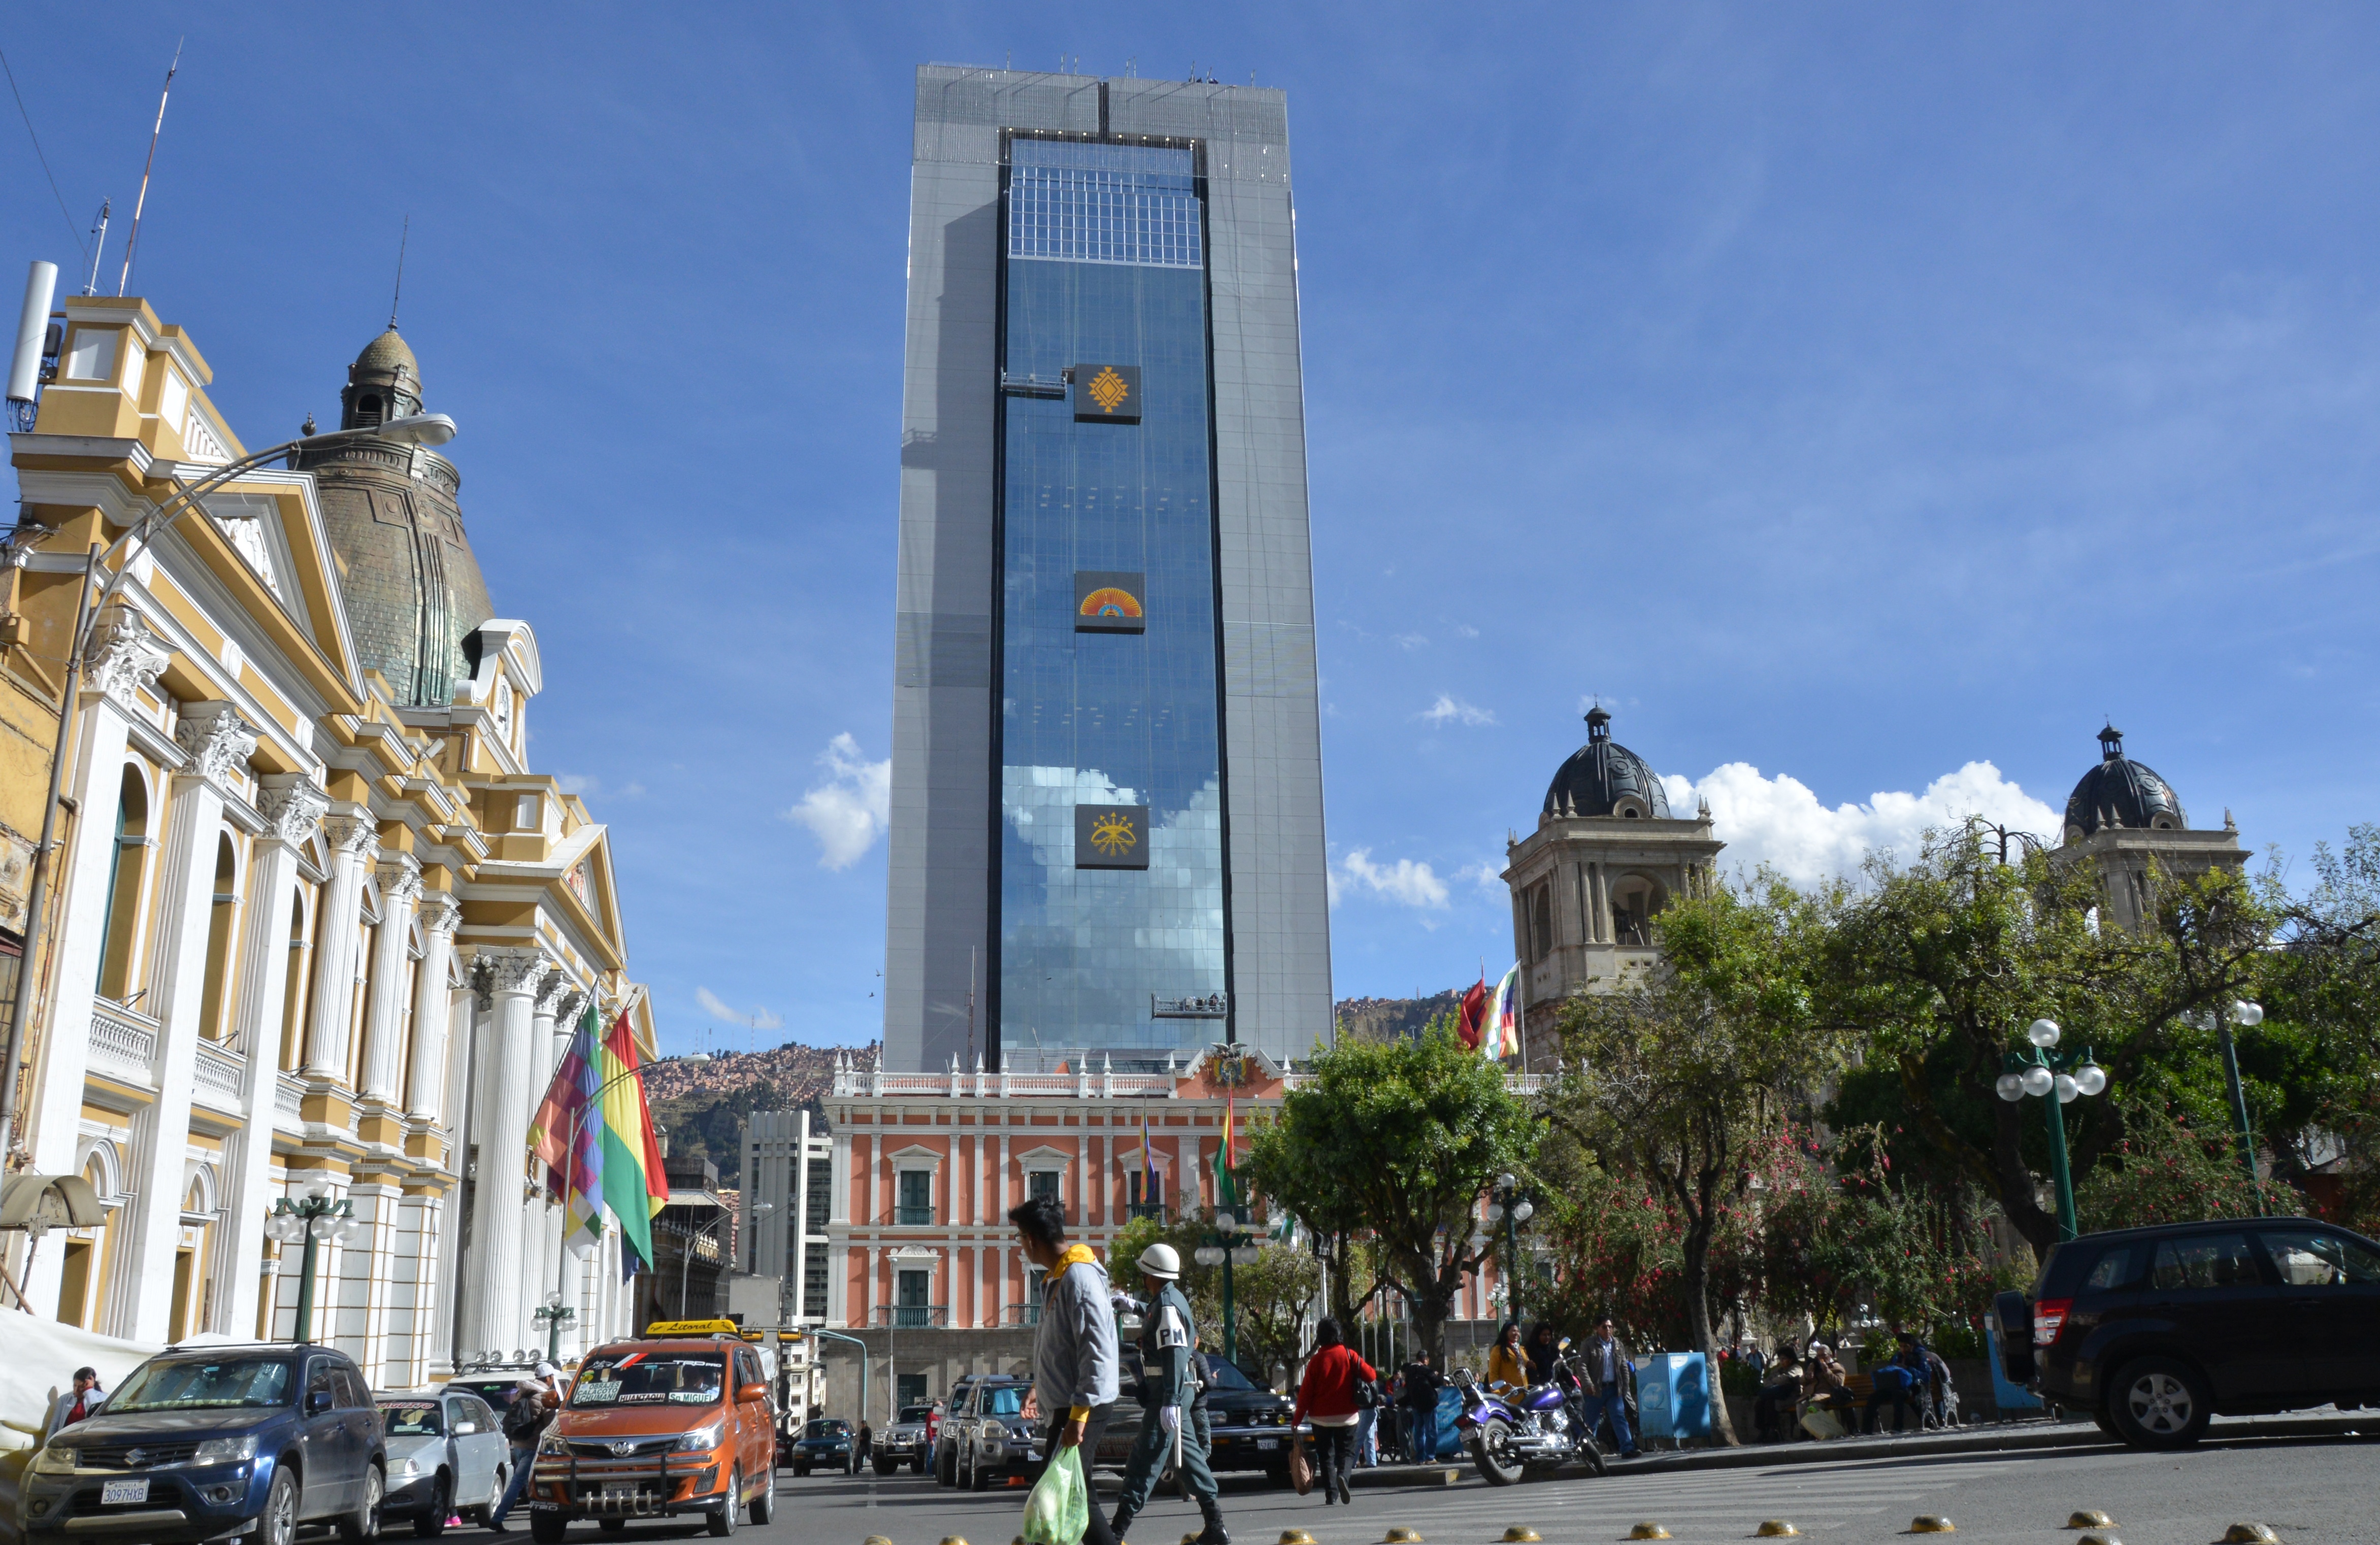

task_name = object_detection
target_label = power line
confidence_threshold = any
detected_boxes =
[0,46,88,260]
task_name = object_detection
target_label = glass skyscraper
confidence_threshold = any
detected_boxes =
[886,70,1330,1072]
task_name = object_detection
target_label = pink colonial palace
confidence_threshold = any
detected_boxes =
[806,1046,1531,1417]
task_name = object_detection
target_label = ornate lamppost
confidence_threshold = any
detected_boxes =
[263,1180,367,1343]
[1994,1018,2108,1242]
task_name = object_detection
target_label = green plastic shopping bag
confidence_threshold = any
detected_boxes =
[1021,1443,1090,1545]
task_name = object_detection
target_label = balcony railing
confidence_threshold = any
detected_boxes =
[895,1204,936,1226]
[1005,1303,1043,1328]
[875,1304,949,1329]
[194,1042,245,1107]
[1126,1202,1167,1222]
[89,999,160,1081]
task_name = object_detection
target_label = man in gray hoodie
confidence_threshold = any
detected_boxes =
[1011,1192,1121,1545]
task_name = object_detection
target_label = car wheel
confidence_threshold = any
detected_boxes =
[414,1472,450,1537]
[2107,1356,2212,1449]
[937,1443,956,1487]
[340,1464,385,1541]
[794,1462,810,1477]
[750,1471,775,1527]
[707,1466,742,1536]
[531,1514,569,1543]
[258,1468,300,1545]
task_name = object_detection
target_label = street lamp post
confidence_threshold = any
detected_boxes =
[1194,1214,1262,1368]
[1483,1173,1534,1324]
[2188,1000,2267,1211]
[0,411,458,1165]
[263,1180,368,1343]
[1994,1018,2108,1243]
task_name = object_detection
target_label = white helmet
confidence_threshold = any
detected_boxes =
[1137,1243,1182,1281]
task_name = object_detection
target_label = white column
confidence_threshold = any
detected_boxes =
[526,978,575,1321]
[218,775,326,1336]
[404,896,460,1120]
[429,988,476,1375]
[106,702,252,1340]
[302,816,379,1078]
[459,946,546,1359]
[357,854,422,1104]
[20,607,171,1312]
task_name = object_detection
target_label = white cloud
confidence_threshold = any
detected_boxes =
[1459,859,1506,893]
[1662,760,2061,887]
[1394,632,1430,651]
[696,987,782,1031]
[1334,848,1451,910]
[1455,624,1480,639]
[555,773,644,799]
[1419,694,1498,727]
[784,733,891,869]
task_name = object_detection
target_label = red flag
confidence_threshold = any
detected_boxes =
[1456,974,1488,1050]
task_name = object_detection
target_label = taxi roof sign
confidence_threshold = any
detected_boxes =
[643,1318,742,1337]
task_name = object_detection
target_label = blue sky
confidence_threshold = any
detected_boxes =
[7,5,2377,1053]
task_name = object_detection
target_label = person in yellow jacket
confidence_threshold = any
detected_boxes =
[1485,1322,1530,1389]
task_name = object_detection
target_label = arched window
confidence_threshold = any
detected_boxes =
[197,833,241,1042]
[354,393,382,427]
[96,767,150,1000]
[280,889,311,1070]
[1610,875,1668,947]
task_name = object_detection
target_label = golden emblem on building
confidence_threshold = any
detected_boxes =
[1088,811,1138,856]
[1087,365,1131,415]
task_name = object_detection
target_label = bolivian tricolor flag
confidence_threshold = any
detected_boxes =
[596,1009,671,1271]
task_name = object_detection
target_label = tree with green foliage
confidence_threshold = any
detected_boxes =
[1814,824,2274,1254]
[2074,1095,2266,1232]
[1241,1024,1534,1367]
[1549,878,1852,1446]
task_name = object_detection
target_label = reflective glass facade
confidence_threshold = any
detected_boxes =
[996,137,1227,1060]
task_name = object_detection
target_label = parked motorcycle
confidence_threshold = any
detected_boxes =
[1452,1339,1609,1486]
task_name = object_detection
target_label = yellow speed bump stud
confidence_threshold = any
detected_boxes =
[1756,1526,1800,1539]
[1183,1535,1201,1545]
[2222,1529,2280,1545]
[2077,1535,2122,1545]
[1504,1530,1542,1542]
[863,1537,894,1545]
[1385,1531,1425,1544]
[1281,1533,1317,1545]
[1908,1519,1955,1534]
[941,1537,969,1545]
[1629,1527,1672,1541]
[2068,1515,2115,1531]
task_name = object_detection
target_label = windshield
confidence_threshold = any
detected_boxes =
[804,1420,849,1438]
[900,1405,935,1424]
[979,1386,1025,1416]
[111,1357,294,1412]
[571,1353,724,1408]
[378,1401,445,1437]
[1201,1355,1259,1392]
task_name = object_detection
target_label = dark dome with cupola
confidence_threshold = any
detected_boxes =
[1544,707,1671,820]
[2063,725,2186,843]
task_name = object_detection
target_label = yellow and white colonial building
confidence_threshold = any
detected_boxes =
[1,294,651,1383]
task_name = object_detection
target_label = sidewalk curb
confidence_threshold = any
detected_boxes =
[1337,1412,2375,1487]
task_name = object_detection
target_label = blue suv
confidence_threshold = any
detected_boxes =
[22,1342,387,1544]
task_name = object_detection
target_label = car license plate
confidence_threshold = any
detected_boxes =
[101,1479,149,1506]
[1258,1438,1278,1451]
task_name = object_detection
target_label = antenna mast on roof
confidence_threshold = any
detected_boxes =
[388,214,410,330]
[83,199,111,296]
[116,37,182,297]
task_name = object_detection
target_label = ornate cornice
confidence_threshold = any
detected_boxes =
[255,774,330,847]
[375,853,424,908]
[172,701,257,784]
[81,603,173,707]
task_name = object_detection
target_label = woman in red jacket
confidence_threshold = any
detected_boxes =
[1292,1319,1376,1506]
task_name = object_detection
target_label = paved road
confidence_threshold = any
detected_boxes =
[495,1427,2379,1545]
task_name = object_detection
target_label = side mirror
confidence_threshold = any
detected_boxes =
[1558,1337,1572,1351]
[453,1422,476,1435]
[307,1390,335,1415]
[739,1383,769,1404]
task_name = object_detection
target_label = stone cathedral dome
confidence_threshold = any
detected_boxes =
[1543,707,1672,820]
[295,327,494,707]
[2064,724,2187,843]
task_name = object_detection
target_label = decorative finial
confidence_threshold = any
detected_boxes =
[389,214,409,331]
[2224,807,2237,831]
[301,412,316,437]
[2098,722,2124,760]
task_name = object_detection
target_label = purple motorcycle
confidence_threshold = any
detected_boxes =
[1451,1339,1609,1486]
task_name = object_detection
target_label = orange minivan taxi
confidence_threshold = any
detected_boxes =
[527,1329,777,1539]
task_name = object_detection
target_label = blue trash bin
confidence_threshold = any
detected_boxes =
[1633,1353,1712,1445]
[1985,1324,2042,1416]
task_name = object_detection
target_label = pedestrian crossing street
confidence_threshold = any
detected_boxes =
[1168,1461,2010,1541]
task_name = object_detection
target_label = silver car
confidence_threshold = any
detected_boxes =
[375,1388,510,1535]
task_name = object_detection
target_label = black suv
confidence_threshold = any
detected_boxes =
[22,1342,387,1544]
[1102,1350,1305,1487]
[1996,1216,2380,1448]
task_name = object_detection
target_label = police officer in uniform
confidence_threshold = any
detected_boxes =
[1112,1244,1229,1545]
